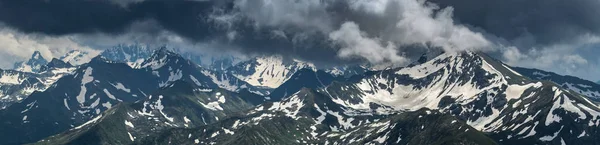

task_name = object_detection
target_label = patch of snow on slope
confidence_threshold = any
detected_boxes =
[200,70,239,91]
[199,92,227,111]
[125,120,134,128]
[73,114,103,130]
[502,64,523,76]
[564,83,600,99]
[159,68,182,87]
[77,67,94,104]
[64,99,70,110]
[268,94,304,119]
[103,89,117,100]
[0,73,23,84]
[128,132,135,141]
[233,56,313,88]
[112,82,131,93]
[505,82,543,100]
[156,95,174,122]
[395,53,450,79]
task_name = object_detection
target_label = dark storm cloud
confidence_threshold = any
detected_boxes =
[1,0,599,68]
[0,0,340,64]
[428,0,600,47]
[0,0,218,37]
[0,0,478,66]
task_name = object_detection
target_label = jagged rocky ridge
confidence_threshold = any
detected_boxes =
[13,51,49,73]
[0,49,266,144]
[0,58,76,109]
[137,51,600,145]
[138,48,270,96]
[513,67,600,101]
[2,47,600,145]
[135,87,495,145]
[0,56,157,145]
[227,56,316,89]
[34,80,263,145]
[318,52,600,144]
[59,49,101,66]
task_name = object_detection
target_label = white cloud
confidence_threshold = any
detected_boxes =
[329,22,409,67]
[234,0,333,32]
[0,28,97,68]
[233,0,493,67]
[501,46,526,63]
[501,35,600,81]
[350,0,492,52]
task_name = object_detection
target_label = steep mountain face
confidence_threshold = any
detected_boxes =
[136,88,495,145]
[0,59,76,109]
[325,65,370,78]
[318,52,600,144]
[146,51,595,144]
[228,56,315,89]
[0,70,43,109]
[34,81,262,145]
[44,58,73,69]
[0,56,158,145]
[0,48,273,145]
[135,88,380,144]
[513,67,600,101]
[98,44,243,72]
[13,51,49,73]
[139,48,269,96]
[6,48,600,145]
[59,50,101,66]
[269,68,340,101]
[101,44,155,68]
[204,55,240,71]
[159,51,598,144]
[327,109,497,145]
[177,50,243,72]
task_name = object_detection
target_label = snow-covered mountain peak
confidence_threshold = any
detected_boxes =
[325,65,369,77]
[14,51,49,73]
[59,49,101,66]
[397,51,525,83]
[139,48,188,70]
[100,44,155,68]
[350,51,527,110]
[31,51,43,60]
[228,55,316,88]
[88,55,118,65]
[135,48,269,95]
[316,50,600,143]
[514,66,600,101]
[45,58,73,69]
[1,55,78,109]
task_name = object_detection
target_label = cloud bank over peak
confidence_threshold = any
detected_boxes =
[228,0,494,67]
[0,0,598,80]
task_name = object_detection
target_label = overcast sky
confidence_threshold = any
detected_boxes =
[0,0,599,81]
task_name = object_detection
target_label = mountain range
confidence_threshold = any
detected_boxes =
[1,45,599,144]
